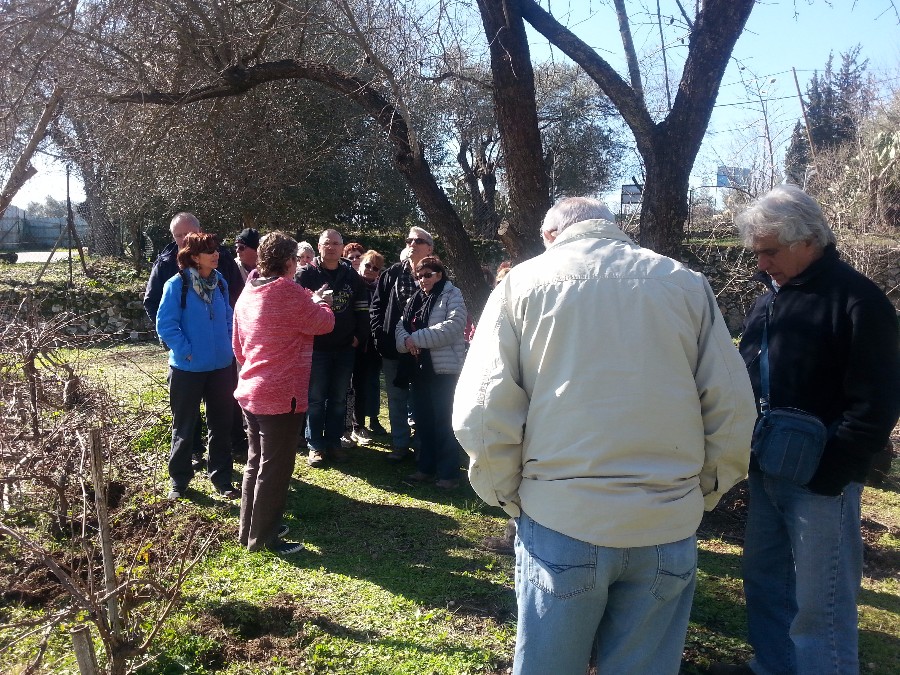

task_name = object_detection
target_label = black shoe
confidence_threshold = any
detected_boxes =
[216,486,241,500]
[387,447,411,462]
[277,523,290,539]
[271,540,304,555]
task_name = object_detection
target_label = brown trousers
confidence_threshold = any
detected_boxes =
[239,409,302,551]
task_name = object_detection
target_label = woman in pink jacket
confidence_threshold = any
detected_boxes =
[232,232,334,555]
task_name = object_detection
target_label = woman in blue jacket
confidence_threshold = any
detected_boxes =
[157,232,238,500]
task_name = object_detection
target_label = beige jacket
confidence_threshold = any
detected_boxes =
[452,219,755,548]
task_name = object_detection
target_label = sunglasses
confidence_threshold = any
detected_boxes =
[416,271,437,280]
[348,255,362,261]
[363,262,381,272]
[406,237,429,246]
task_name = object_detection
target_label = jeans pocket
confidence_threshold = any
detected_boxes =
[650,536,697,602]
[522,516,596,599]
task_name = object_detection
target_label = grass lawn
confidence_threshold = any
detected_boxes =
[1,343,898,674]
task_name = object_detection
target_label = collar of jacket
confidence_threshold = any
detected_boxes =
[751,243,839,291]
[549,219,634,248]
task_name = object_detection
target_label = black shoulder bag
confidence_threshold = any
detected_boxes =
[751,300,827,485]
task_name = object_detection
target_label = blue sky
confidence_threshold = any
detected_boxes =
[12,1,900,209]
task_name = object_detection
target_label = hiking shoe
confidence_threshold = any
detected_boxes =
[330,446,350,462]
[368,419,388,435]
[387,447,412,462]
[216,486,241,500]
[276,523,290,539]
[435,479,459,490]
[480,536,514,555]
[271,540,305,556]
[406,471,435,483]
[340,434,357,448]
[351,427,371,445]
[307,449,326,467]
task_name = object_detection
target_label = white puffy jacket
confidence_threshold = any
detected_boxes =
[396,281,467,375]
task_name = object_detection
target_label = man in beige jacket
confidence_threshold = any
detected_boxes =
[453,197,755,675]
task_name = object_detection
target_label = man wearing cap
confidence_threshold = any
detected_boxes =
[234,228,260,282]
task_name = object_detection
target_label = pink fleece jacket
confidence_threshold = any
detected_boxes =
[233,276,335,415]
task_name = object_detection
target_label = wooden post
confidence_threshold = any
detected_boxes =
[86,428,123,642]
[71,625,99,675]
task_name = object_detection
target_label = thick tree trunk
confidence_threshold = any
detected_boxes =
[640,138,691,256]
[477,0,549,263]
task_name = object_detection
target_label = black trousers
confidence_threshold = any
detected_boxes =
[168,366,234,491]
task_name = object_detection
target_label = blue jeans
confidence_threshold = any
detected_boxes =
[743,469,863,675]
[410,373,463,480]
[306,348,355,452]
[381,358,414,450]
[513,512,696,675]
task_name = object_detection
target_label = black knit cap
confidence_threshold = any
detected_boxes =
[236,228,260,250]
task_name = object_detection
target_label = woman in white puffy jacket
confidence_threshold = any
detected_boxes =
[396,255,468,489]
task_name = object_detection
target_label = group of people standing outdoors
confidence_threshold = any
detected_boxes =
[144,215,471,553]
[145,183,899,674]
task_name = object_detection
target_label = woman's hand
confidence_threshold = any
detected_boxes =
[311,284,333,307]
[405,336,419,356]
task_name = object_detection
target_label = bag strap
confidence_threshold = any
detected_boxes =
[759,299,773,415]
[180,269,226,309]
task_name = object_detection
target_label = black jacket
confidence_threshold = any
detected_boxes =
[739,245,900,494]
[143,240,244,322]
[296,258,369,351]
[369,261,415,359]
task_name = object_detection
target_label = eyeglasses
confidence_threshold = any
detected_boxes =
[406,237,429,246]
[416,271,436,280]
[363,262,381,272]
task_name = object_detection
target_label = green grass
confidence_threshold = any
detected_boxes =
[2,343,898,674]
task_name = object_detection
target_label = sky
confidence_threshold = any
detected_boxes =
[10,0,900,210]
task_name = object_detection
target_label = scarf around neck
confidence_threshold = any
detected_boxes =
[189,267,220,305]
[402,277,447,335]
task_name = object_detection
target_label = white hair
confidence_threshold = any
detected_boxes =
[170,212,200,232]
[407,226,433,246]
[735,184,836,249]
[542,197,615,238]
[297,241,314,255]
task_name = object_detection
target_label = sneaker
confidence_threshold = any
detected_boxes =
[368,419,388,435]
[276,523,290,539]
[387,447,412,462]
[271,540,305,556]
[351,427,371,445]
[307,449,326,467]
[340,434,357,448]
[216,486,241,500]
[435,479,459,490]
[167,487,185,500]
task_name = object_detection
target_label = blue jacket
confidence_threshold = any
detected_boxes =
[156,270,235,372]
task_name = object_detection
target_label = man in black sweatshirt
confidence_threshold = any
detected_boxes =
[296,229,369,466]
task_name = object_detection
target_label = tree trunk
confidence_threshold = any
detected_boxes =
[477,0,549,263]
[640,139,691,256]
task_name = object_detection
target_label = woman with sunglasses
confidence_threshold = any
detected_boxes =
[395,255,468,489]
[349,250,387,442]
[156,232,240,501]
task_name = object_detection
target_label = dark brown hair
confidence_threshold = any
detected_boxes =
[343,242,365,257]
[177,232,218,270]
[415,255,445,276]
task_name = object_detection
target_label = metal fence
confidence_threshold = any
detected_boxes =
[0,208,91,250]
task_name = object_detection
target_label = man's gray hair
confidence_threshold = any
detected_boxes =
[319,228,343,244]
[735,184,836,249]
[170,212,200,231]
[542,197,615,237]
[408,226,433,246]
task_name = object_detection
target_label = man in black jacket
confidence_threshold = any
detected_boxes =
[143,212,247,469]
[296,229,369,466]
[712,185,900,675]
